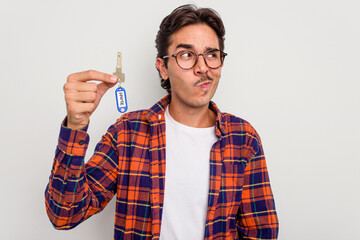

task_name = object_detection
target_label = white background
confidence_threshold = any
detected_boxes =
[1,0,359,239]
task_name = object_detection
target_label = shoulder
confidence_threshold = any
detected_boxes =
[221,112,256,135]
[210,101,258,138]
[220,112,262,148]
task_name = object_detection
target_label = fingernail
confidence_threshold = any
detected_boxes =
[110,75,118,82]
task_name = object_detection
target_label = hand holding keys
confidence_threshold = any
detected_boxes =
[64,70,118,130]
[63,52,128,130]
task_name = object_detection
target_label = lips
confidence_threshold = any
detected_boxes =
[194,74,213,91]
[198,81,212,89]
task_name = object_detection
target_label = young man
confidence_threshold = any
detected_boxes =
[45,4,279,240]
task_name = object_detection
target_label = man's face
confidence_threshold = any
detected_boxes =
[157,24,222,109]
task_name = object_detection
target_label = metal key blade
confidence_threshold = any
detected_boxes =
[113,52,125,83]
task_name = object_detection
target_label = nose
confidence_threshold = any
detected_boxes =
[194,54,208,74]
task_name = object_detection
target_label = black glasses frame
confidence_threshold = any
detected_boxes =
[162,49,228,70]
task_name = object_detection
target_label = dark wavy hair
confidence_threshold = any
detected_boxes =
[155,4,226,94]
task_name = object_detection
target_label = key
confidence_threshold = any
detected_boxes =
[113,52,125,84]
[113,52,128,113]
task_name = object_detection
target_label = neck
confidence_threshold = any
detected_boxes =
[168,99,216,128]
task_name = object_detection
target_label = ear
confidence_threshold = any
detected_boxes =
[156,58,169,80]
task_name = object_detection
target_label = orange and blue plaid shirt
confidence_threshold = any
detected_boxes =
[45,95,279,239]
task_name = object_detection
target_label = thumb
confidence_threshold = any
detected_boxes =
[93,81,117,109]
[97,81,117,98]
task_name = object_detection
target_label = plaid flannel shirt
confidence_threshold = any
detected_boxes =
[45,95,279,239]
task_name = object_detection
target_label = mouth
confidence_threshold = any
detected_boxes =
[195,75,213,89]
[198,81,212,89]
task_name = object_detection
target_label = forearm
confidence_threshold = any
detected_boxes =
[237,156,279,238]
[237,129,279,239]
[45,120,118,229]
[44,120,97,229]
[45,148,97,229]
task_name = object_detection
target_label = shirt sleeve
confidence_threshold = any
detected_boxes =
[236,128,279,239]
[45,118,120,230]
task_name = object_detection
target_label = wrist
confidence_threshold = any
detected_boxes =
[64,117,89,131]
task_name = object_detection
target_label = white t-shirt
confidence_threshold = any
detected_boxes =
[159,107,218,240]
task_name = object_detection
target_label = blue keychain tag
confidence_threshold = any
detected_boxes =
[115,86,128,113]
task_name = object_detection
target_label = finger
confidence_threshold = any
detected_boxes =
[64,82,97,93]
[65,92,97,103]
[67,70,118,84]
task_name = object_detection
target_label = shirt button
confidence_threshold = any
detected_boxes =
[79,140,84,145]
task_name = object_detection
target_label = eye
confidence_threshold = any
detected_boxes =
[206,51,219,59]
[180,51,193,59]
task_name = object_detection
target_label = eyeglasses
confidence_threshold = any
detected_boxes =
[162,49,227,70]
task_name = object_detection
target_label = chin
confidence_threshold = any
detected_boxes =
[172,88,215,109]
[188,95,213,108]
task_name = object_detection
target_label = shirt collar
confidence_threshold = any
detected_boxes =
[146,95,227,137]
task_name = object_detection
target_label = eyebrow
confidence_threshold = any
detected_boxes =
[176,44,219,52]
[176,43,194,50]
